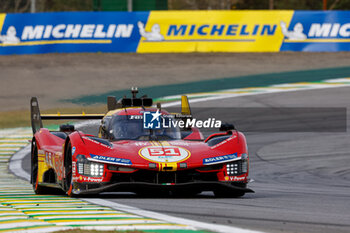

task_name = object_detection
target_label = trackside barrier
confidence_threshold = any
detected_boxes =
[0,10,350,55]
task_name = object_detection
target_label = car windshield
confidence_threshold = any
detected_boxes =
[109,115,181,141]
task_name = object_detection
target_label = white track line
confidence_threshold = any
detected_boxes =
[9,144,31,181]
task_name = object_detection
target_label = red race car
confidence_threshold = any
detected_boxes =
[30,88,253,197]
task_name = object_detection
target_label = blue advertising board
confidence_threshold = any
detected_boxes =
[280,11,350,52]
[0,12,149,55]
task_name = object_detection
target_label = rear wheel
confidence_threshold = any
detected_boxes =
[64,142,74,197]
[31,140,52,194]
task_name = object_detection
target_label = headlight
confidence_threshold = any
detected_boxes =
[225,153,248,176]
[226,163,239,175]
[90,163,104,176]
[76,155,104,177]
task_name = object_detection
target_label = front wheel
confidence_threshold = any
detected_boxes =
[64,142,74,197]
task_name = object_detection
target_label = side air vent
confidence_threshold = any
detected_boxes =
[206,135,231,147]
[86,136,112,147]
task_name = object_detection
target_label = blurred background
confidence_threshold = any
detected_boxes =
[1,0,349,13]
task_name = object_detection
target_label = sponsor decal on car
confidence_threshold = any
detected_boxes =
[72,161,76,176]
[89,154,132,165]
[73,175,104,183]
[71,146,76,155]
[203,153,238,165]
[139,146,190,163]
[45,152,53,166]
[225,176,246,181]
[83,177,104,182]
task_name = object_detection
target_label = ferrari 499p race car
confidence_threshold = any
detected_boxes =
[30,88,253,197]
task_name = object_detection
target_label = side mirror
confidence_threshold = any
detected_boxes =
[219,123,235,131]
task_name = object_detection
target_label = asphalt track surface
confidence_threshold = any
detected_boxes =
[22,86,350,233]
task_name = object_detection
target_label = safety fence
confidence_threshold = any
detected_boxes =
[0,10,349,54]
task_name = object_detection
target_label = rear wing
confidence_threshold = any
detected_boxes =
[30,97,105,134]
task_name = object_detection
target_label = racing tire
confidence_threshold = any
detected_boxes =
[63,141,75,197]
[31,140,53,195]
